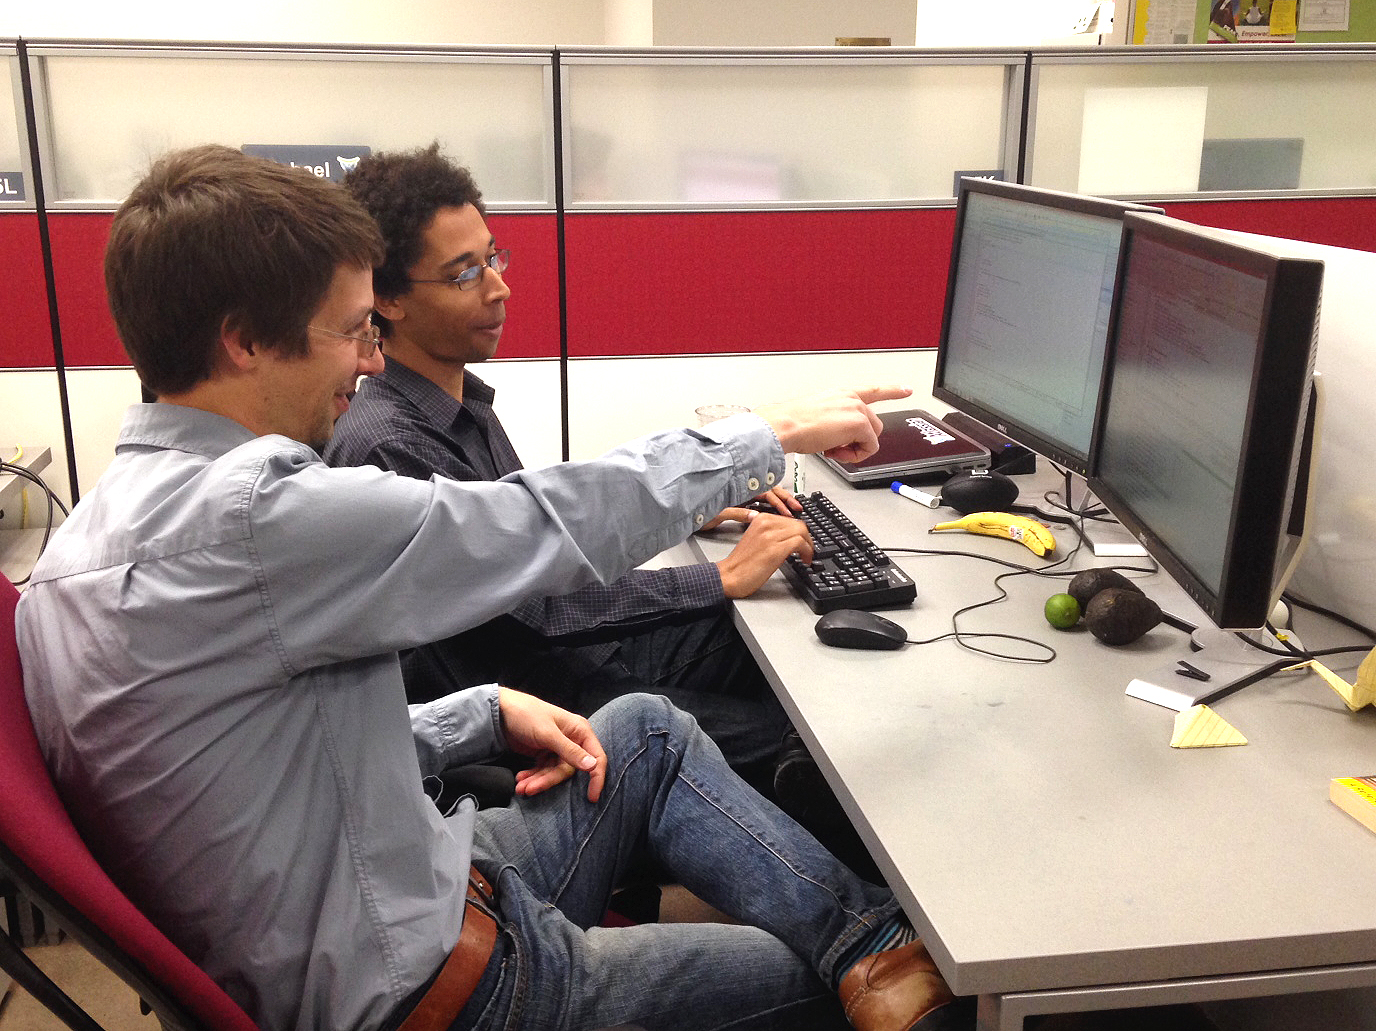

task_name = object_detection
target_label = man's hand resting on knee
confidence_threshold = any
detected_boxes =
[499,688,608,803]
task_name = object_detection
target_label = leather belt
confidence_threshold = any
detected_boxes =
[396,866,500,1031]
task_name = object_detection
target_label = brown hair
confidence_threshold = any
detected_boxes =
[105,144,384,396]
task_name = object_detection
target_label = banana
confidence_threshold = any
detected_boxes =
[930,511,1056,557]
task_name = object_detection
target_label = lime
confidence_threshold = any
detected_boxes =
[1044,593,1081,630]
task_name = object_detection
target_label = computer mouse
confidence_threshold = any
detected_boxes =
[813,609,908,650]
[941,468,1019,514]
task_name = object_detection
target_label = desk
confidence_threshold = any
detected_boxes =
[691,455,1376,1030]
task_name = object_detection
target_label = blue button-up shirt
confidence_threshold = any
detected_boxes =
[16,402,782,1031]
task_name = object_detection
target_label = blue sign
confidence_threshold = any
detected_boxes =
[0,171,25,201]
[240,145,371,182]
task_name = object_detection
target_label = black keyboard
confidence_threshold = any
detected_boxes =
[780,491,916,614]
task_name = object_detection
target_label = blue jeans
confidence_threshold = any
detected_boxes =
[459,693,899,1031]
[404,610,791,783]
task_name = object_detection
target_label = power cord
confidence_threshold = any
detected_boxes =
[1,458,69,588]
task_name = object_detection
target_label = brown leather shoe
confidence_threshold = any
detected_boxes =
[839,940,974,1031]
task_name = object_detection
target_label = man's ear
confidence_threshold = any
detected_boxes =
[218,315,260,371]
[374,293,406,324]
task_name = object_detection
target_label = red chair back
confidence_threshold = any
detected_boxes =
[0,578,258,1031]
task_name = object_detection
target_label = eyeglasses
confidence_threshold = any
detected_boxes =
[309,318,382,358]
[408,249,510,292]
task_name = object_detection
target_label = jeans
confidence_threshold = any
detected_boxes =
[404,610,791,785]
[457,693,899,1031]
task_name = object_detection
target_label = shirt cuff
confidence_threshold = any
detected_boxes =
[410,684,507,776]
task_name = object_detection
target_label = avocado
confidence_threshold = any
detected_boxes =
[1083,588,1162,646]
[1067,567,1142,612]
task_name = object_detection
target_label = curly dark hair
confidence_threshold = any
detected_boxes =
[343,143,486,317]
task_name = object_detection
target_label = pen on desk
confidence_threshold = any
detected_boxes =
[891,481,941,509]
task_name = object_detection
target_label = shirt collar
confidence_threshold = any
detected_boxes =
[370,358,496,432]
[116,402,261,459]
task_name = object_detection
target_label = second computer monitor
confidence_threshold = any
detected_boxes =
[1091,211,1322,633]
[932,178,1162,476]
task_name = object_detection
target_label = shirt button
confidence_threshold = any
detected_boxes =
[695,513,705,526]
[747,477,760,492]
[765,472,776,486]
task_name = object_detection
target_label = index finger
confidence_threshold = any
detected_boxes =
[850,385,914,405]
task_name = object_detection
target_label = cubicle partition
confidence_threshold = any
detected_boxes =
[2,40,1375,507]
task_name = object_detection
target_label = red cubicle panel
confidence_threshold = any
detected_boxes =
[36,211,563,369]
[0,213,54,369]
[1161,196,1376,253]
[562,208,959,357]
[8,199,1376,369]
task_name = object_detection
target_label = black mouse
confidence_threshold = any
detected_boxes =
[814,609,908,650]
[941,468,1019,514]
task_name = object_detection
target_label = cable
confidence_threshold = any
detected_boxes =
[1,460,68,588]
[1284,592,1376,644]
[882,542,1083,663]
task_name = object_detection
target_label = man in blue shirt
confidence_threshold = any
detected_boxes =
[325,145,803,790]
[17,144,970,1031]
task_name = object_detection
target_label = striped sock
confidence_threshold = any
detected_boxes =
[836,914,918,984]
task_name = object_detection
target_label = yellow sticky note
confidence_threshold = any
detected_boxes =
[1171,705,1247,748]
[1308,649,1376,712]
[1270,0,1298,34]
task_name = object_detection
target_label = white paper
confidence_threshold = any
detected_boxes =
[1078,86,1209,195]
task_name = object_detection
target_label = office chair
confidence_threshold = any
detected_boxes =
[0,578,258,1031]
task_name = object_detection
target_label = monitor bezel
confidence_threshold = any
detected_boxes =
[931,176,1163,478]
[1089,211,1323,631]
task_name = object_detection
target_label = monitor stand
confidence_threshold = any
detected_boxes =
[1125,627,1303,711]
[1079,518,1149,559]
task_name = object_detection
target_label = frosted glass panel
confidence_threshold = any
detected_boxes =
[1028,57,1376,195]
[564,61,1012,205]
[39,53,552,206]
[1,53,26,203]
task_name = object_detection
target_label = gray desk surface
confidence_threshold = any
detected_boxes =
[691,456,1376,1021]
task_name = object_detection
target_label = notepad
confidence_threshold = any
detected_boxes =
[1170,705,1247,748]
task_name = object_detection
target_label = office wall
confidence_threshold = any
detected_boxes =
[0,0,609,46]
[654,0,917,46]
[1,0,1099,48]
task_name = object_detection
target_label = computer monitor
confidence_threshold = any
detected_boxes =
[931,177,1163,478]
[1090,211,1323,708]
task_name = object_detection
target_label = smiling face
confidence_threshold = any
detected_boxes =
[258,262,383,451]
[376,203,510,375]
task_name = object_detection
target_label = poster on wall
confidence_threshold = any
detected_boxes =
[1297,0,1349,31]
[1134,0,1200,42]
[1207,0,1299,41]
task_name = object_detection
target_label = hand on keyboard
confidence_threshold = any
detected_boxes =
[779,492,916,614]
[715,512,815,599]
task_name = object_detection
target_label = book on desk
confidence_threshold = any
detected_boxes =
[1330,775,1376,836]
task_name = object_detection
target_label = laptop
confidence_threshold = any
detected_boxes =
[818,409,990,487]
